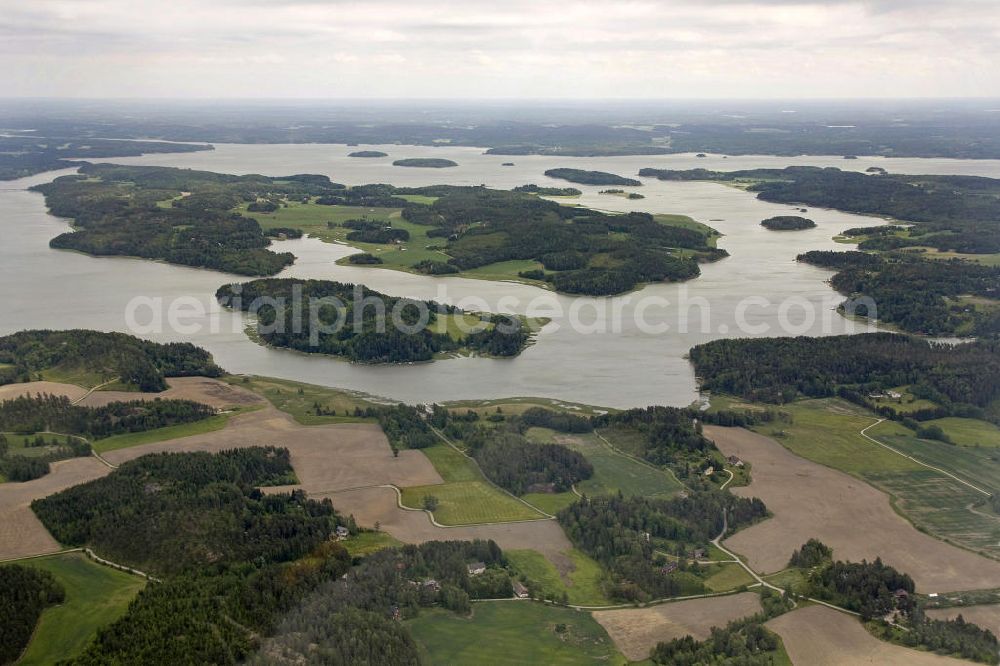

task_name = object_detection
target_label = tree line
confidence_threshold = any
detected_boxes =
[689,333,1000,424]
[0,564,66,663]
[0,329,222,392]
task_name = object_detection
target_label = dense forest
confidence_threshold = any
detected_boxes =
[651,589,793,665]
[760,215,816,230]
[558,492,767,601]
[31,447,318,575]
[397,185,721,295]
[543,168,641,186]
[0,329,222,391]
[255,540,512,664]
[0,394,215,440]
[216,278,533,362]
[0,134,211,180]
[689,333,1000,423]
[469,431,593,495]
[29,164,355,275]
[796,250,1000,335]
[0,564,66,663]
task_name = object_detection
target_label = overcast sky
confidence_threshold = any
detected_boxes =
[1,0,998,99]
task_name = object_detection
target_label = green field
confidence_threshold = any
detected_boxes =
[342,531,402,557]
[702,562,755,592]
[920,417,1000,448]
[409,602,626,665]
[400,480,544,525]
[521,490,579,514]
[526,427,683,498]
[17,552,146,665]
[763,568,811,596]
[446,397,610,418]
[747,398,1000,559]
[224,375,381,425]
[38,365,116,389]
[92,412,240,453]
[506,548,612,606]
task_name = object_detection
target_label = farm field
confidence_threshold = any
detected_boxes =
[400,439,550,524]
[409,601,626,665]
[223,375,380,425]
[17,552,146,665]
[926,604,1000,641]
[921,417,1000,448]
[325,485,574,569]
[400,480,544,524]
[506,548,612,606]
[593,592,762,661]
[746,398,1000,562]
[706,424,1000,592]
[0,457,109,561]
[526,427,683,498]
[702,562,756,592]
[92,413,234,453]
[767,605,969,665]
[104,406,442,495]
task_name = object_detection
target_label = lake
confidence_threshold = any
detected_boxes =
[1,145,996,408]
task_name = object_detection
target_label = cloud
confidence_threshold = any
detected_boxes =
[0,0,996,97]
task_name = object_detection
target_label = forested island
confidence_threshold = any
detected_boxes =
[512,184,582,196]
[216,278,537,362]
[796,250,1000,335]
[0,329,222,391]
[348,150,389,158]
[394,185,723,295]
[0,134,212,180]
[543,168,641,186]
[29,164,723,296]
[638,166,1000,253]
[30,164,355,275]
[640,165,1000,335]
[392,158,458,168]
[760,215,815,230]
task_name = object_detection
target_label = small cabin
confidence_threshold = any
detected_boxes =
[512,581,530,599]
[467,562,487,576]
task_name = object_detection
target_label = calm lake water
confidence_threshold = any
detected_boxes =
[2,146,997,408]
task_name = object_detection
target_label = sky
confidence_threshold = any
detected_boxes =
[1,0,998,99]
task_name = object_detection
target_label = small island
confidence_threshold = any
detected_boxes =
[599,189,644,200]
[348,150,388,158]
[760,215,817,231]
[513,184,582,196]
[216,278,539,363]
[501,162,515,166]
[543,168,641,186]
[392,158,458,168]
